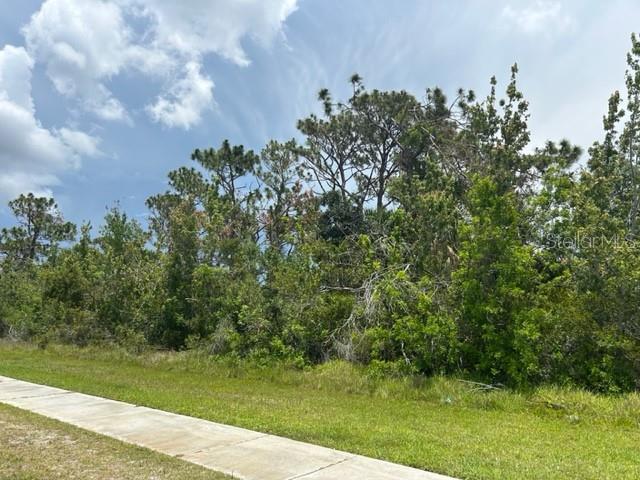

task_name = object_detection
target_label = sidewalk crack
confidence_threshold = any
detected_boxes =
[182,433,270,456]
[287,456,352,480]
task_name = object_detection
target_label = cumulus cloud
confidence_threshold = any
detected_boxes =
[0,45,34,111]
[21,0,298,128]
[502,1,574,35]
[0,45,100,200]
[147,61,214,129]
[23,0,136,122]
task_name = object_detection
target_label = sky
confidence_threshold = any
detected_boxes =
[1,0,639,228]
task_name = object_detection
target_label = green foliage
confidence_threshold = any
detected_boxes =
[0,193,75,264]
[3,35,640,391]
[355,271,459,375]
[453,177,543,386]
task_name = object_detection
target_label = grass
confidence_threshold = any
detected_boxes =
[0,402,228,480]
[0,342,639,480]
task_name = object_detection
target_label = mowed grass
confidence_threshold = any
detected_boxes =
[1,343,639,479]
[0,402,228,480]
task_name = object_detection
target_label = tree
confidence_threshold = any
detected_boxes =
[3,34,640,391]
[298,76,423,215]
[192,139,260,207]
[458,64,550,199]
[578,33,640,235]
[94,207,154,340]
[0,194,75,264]
[257,139,303,252]
[453,177,544,386]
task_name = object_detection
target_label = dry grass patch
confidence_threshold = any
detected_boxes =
[0,403,228,480]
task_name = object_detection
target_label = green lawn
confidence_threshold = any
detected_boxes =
[1,342,639,480]
[0,402,227,480]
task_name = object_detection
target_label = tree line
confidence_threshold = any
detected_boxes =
[2,36,640,391]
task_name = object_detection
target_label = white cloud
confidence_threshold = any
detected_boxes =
[147,61,214,130]
[57,128,103,157]
[23,0,136,122]
[129,0,298,66]
[0,45,34,111]
[502,1,574,35]
[0,172,60,200]
[0,0,297,202]
[21,0,298,128]
[0,45,100,201]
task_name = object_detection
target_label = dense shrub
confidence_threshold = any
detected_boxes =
[2,36,640,391]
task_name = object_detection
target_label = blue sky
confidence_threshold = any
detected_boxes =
[1,0,639,228]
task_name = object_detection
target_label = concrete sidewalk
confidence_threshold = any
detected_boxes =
[0,375,457,480]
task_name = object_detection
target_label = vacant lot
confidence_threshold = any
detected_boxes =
[0,402,227,480]
[1,342,639,480]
